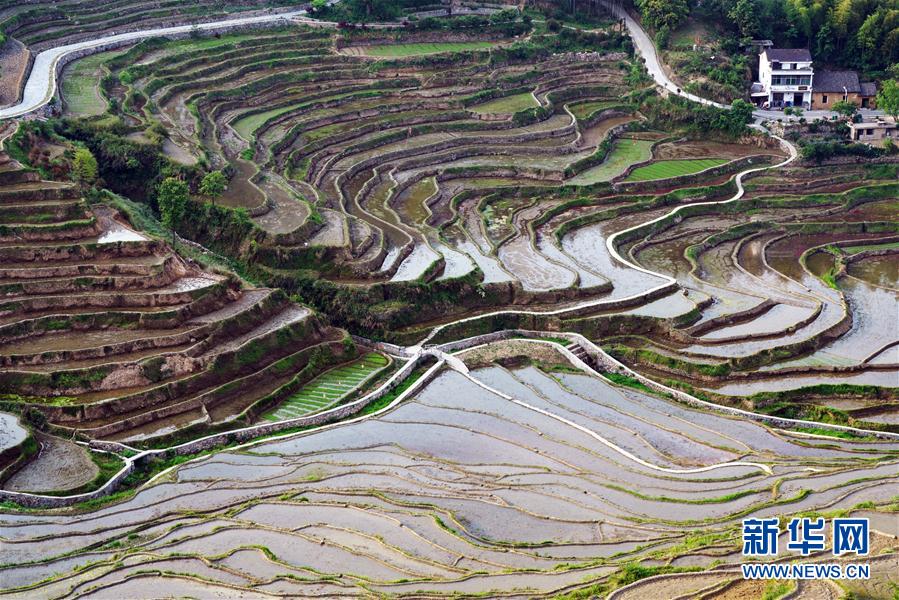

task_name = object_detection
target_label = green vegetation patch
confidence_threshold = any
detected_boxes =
[470,91,539,115]
[568,139,654,185]
[360,41,497,57]
[624,158,728,182]
[62,51,120,117]
[568,99,619,121]
[842,241,899,254]
[264,353,388,421]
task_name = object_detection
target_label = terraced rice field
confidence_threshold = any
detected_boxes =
[0,11,897,597]
[0,0,306,52]
[470,91,539,114]
[624,157,728,181]
[60,51,118,117]
[264,353,390,421]
[568,138,655,184]
[1,341,896,597]
[569,99,620,120]
[0,151,348,448]
[359,41,497,57]
[37,21,894,427]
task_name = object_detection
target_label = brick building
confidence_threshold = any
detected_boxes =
[811,71,878,110]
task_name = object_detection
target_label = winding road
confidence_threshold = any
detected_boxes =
[0,10,313,119]
[598,0,882,121]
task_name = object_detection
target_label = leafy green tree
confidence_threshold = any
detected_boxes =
[199,170,227,206]
[731,99,754,122]
[815,22,836,62]
[876,79,899,120]
[728,0,760,38]
[636,0,689,32]
[830,100,858,118]
[157,177,189,247]
[71,148,98,190]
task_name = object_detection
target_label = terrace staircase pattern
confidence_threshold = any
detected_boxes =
[0,152,340,445]
[97,26,898,417]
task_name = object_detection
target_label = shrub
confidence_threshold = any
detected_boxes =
[800,140,885,162]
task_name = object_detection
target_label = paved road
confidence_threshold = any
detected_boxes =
[599,1,728,110]
[0,10,309,120]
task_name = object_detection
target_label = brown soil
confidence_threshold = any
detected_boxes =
[0,38,30,108]
[4,433,99,493]
[457,339,570,369]
[653,140,783,160]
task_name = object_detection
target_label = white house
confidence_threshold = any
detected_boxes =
[751,48,814,109]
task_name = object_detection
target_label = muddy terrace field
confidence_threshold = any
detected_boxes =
[0,12,897,598]
[1,342,898,598]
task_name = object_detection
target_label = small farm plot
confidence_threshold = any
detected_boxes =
[568,138,654,185]
[61,51,119,117]
[264,353,390,421]
[470,91,539,115]
[568,99,620,121]
[360,41,497,57]
[624,158,728,182]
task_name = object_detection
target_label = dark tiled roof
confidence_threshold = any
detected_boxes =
[814,70,861,93]
[764,48,812,62]
[860,82,877,96]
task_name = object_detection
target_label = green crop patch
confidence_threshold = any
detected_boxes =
[62,51,120,117]
[568,139,654,185]
[470,91,539,115]
[624,158,728,181]
[360,41,497,57]
[264,353,389,421]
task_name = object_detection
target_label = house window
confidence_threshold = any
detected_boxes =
[771,76,812,86]
[822,95,828,104]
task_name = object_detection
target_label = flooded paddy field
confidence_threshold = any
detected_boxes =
[3,15,897,597]
[2,348,896,598]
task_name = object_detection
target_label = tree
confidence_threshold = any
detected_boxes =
[199,170,227,206]
[877,79,899,120]
[815,22,836,62]
[830,100,858,118]
[157,177,189,247]
[636,0,689,33]
[71,147,98,190]
[728,0,760,38]
[733,98,754,120]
